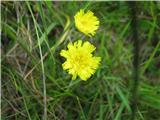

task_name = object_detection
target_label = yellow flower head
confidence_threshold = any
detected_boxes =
[74,9,100,37]
[60,40,101,81]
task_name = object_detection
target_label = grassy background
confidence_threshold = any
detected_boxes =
[1,1,160,120]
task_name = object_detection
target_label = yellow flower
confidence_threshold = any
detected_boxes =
[74,9,100,36]
[60,40,101,81]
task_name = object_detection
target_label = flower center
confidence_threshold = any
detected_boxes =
[73,54,87,69]
[81,20,88,26]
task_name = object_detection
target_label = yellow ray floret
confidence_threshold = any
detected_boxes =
[60,40,101,81]
[74,9,100,36]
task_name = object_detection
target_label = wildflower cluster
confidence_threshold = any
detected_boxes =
[60,9,101,81]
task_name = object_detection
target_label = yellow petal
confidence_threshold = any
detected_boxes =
[83,41,95,53]
[60,50,69,58]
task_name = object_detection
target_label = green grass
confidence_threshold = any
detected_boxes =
[1,1,160,120]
